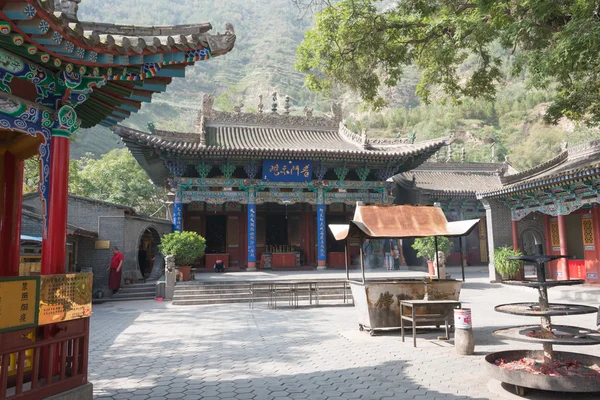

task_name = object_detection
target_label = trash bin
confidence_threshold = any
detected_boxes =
[454,308,474,355]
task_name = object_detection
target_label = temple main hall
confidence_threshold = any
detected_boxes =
[115,94,447,270]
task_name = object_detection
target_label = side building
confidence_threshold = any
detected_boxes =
[21,193,172,296]
[115,94,448,270]
[479,141,600,285]
[395,160,506,266]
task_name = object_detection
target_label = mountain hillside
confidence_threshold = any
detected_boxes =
[72,0,600,170]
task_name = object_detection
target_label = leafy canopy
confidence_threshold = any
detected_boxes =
[158,231,206,266]
[412,236,451,261]
[296,0,600,125]
[24,149,167,217]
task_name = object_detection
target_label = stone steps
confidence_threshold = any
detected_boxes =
[172,281,354,306]
[100,282,157,302]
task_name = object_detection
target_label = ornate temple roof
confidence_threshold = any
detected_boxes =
[479,141,600,198]
[113,94,448,184]
[0,0,236,128]
[395,162,505,198]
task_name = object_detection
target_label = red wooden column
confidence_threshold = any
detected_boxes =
[511,220,519,251]
[557,214,570,280]
[41,106,77,275]
[0,152,24,277]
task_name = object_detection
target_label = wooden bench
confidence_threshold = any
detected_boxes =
[400,300,462,347]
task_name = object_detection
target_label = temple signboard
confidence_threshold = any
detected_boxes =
[0,277,39,333]
[38,273,92,326]
[262,160,312,182]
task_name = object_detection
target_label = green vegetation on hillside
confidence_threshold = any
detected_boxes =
[71,0,598,172]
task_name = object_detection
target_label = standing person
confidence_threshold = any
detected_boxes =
[597,306,600,332]
[138,245,147,281]
[107,247,123,294]
[382,239,397,270]
[362,239,373,269]
[393,245,401,270]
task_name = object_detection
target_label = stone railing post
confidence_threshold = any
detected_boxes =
[164,255,177,300]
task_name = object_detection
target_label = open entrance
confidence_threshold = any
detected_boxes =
[205,215,227,253]
[266,213,288,246]
[138,227,160,279]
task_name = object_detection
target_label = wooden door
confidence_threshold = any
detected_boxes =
[227,215,240,266]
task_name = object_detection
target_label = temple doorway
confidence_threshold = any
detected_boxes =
[205,215,227,253]
[138,227,160,280]
[266,213,288,245]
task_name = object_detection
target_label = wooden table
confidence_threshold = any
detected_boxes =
[400,300,462,347]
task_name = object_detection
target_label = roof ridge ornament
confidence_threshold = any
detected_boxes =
[51,0,80,22]
[271,92,278,113]
[258,94,264,114]
[303,106,313,117]
[331,103,342,124]
[284,95,290,115]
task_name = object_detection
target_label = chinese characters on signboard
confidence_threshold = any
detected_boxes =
[317,204,327,261]
[248,204,257,262]
[0,277,39,333]
[38,273,92,326]
[173,202,183,232]
[262,160,312,182]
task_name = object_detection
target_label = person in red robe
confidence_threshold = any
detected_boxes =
[108,247,123,294]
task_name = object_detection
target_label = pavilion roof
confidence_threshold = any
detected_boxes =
[113,95,448,184]
[478,141,600,198]
[395,162,505,198]
[0,0,236,128]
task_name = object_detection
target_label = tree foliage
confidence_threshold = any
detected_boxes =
[296,0,600,125]
[158,231,206,266]
[72,149,167,217]
[412,236,451,261]
[23,149,167,217]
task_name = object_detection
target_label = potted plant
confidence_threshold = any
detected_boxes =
[412,236,451,276]
[158,231,206,281]
[494,246,524,280]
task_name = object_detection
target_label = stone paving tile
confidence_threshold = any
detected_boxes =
[90,275,600,400]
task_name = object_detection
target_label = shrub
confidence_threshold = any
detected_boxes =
[412,236,451,261]
[158,231,206,266]
[494,246,524,280]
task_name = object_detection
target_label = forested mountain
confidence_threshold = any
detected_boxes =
[72,0,600,170]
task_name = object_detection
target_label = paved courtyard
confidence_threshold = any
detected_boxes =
[90,273,600,400]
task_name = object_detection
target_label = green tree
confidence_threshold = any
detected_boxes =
[73,149,167,217]
[296,0,600,125]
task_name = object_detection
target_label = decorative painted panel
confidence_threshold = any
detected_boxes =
[550,222,560,247]
[173,202,183,232]
[248,204,257,262]
[224,202,242,212]
[329,203,344,212]
[317,204,326,262]
[206,204,222,212]
[188,202,204,212]
[582,218,595,246]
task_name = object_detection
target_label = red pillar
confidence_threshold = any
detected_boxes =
[0,152,23,277]
[557,214,569,280]
[41,135,70,275]
[512,220,519,251]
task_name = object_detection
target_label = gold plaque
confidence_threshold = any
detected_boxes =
[38,273,92,326]
[0,277,39,333]
[95,240,110,249]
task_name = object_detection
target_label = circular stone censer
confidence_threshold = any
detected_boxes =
[485,254,600,396]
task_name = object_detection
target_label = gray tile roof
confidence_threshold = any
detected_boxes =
[396,162,504,197]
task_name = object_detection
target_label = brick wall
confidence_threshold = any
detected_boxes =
[481,198,513,281]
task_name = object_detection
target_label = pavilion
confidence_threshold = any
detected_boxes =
[114,94,448,271]
[0,1,235,399]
